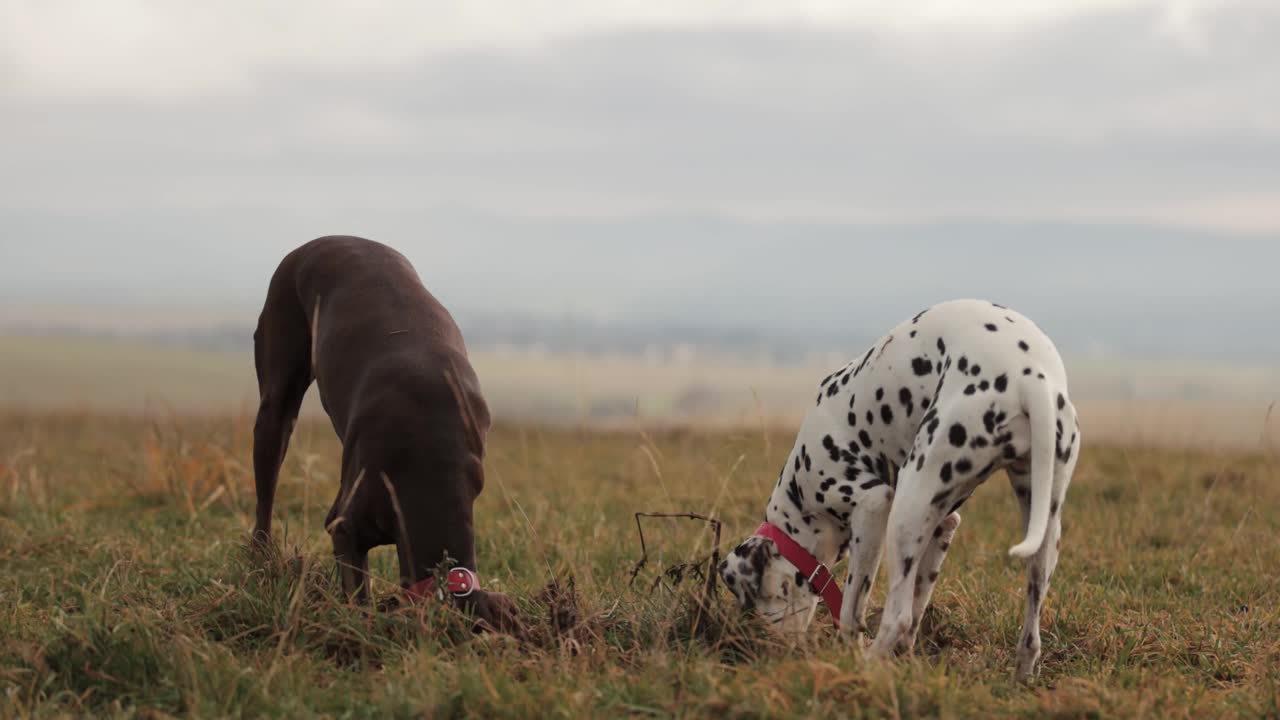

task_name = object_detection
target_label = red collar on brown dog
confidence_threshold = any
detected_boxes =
[405,567,479,602]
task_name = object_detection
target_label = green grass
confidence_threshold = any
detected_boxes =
[2,411,1278,718]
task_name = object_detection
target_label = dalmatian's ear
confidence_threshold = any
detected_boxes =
[720,536,773,610]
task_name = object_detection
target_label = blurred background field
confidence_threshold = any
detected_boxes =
[1,329,1276,452]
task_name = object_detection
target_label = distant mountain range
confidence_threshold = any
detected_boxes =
[3,208,1278,363]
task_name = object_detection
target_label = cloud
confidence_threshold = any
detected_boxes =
[4,1,1214,98]
[1,0,1278,235]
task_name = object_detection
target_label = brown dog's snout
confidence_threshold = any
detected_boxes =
[464,590,523,635]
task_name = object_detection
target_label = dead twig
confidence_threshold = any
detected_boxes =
[628,511,723,610]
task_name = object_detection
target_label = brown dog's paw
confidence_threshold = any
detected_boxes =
[245,530,288,570]
[466,590,524,636]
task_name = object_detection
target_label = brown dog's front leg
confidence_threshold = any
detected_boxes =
[329,522,370,603]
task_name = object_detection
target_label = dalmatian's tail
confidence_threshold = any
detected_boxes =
[1008,379,1057,559]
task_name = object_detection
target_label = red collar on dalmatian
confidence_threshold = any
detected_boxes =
[404,567,479,602]
[754,522,844,629]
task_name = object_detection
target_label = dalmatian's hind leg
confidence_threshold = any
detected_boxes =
[867,466,951,660]
[1011,414,1080,682]
[905,511,961,648]
[838,485,893,645]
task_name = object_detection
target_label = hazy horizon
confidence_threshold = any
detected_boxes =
[4,213,1278,366]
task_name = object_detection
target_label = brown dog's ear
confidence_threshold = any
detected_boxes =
[460,590,523,635]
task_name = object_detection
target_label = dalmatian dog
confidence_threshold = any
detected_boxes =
[720,299,1080,681]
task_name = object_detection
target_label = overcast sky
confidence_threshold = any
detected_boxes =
[1,0,1278,359]
[4,0,1278,227]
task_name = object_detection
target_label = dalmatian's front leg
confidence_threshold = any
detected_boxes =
[838,491,892,644]
[905,511,961,647]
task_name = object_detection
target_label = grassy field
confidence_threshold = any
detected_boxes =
[1,411,1278,718]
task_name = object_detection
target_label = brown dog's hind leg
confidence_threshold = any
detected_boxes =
[250,298,313,547]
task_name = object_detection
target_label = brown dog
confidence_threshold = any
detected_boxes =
[251,236,518,631]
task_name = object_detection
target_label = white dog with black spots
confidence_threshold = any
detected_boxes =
[720,299,1081,681]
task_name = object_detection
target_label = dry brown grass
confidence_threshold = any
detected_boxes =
[1,410,1278,718]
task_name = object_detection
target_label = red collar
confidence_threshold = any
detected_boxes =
[404,567,479,603]
[753,522,844,628]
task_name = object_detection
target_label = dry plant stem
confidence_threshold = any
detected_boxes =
[1262,401,1276,454]
[485,461,559,595]
[326,468,366,535]
[310,294,321,376]
[327,467,369,593]
[628,511,723,609]
[443,363,483,456]
[5,447,35,504]
[381,472,417,586]
[269,547,311,683]
[636,442,673,507]
[300,454,315,545]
